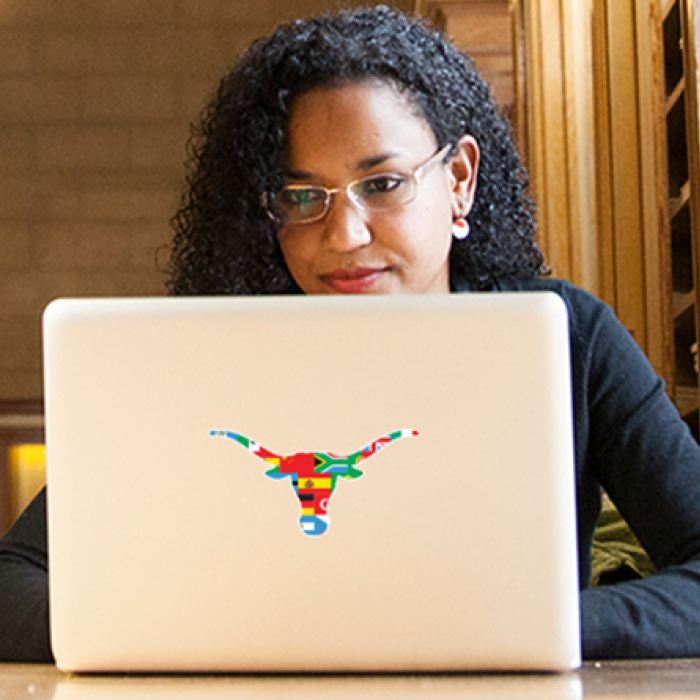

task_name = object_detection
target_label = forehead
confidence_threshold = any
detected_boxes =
[285,80,437,172]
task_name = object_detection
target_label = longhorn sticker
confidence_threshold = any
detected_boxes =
[210,429,420,536]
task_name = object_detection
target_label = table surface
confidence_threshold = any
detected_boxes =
[2,659,700,699]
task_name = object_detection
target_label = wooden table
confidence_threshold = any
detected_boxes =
[1,659,700,698]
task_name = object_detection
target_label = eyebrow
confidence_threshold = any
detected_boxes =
[285,151,401,181]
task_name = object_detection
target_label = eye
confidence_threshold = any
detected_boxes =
[358,174,407,197]
[279,187,325,210]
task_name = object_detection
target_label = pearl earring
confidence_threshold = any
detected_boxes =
[452,218,470,240]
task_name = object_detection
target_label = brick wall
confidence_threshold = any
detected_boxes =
[0,0,409,400]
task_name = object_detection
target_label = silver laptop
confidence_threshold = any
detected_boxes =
[43,292,581,673]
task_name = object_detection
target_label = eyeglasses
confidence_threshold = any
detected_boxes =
[262,144,453,225]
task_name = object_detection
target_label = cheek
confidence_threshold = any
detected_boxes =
[279,229,307,267]
[278,230,318,287]
[395,199,453,260]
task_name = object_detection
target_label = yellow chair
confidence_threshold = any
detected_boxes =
[8,444,46,523]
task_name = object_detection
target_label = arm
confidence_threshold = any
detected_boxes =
[0,488,53,662]
[563,284,700,658]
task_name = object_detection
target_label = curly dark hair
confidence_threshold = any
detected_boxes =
[168,4,545,295]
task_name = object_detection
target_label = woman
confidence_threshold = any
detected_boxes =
[2,4,700,662]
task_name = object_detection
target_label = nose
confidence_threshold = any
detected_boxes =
[321,192,372,252]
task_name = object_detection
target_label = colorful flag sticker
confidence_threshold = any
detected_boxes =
[210,429,420,536]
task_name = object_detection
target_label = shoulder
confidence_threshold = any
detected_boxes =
[453,274,597,301]
[454,276,613,335]
[453,276,642,374]
[490,276,601,307]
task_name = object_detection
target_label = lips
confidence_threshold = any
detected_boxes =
[321,267,387,293]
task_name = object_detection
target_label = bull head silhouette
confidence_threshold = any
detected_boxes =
[210,429,419,535]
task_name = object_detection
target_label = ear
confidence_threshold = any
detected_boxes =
[448,135,480,220]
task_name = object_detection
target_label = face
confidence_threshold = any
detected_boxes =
[277,81,479,295]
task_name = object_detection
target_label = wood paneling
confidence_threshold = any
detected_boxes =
[594,0,647,342]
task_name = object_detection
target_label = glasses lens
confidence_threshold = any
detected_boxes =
[350,174,414,211]
[277,187,327,223]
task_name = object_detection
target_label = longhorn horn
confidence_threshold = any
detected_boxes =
[347,429,420,465]
[209,430,282,467]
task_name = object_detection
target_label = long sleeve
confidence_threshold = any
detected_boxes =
[573,288,700,658]
[0,488,53,662]
[499,278,700,659]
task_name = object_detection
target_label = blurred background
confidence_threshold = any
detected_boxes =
[0,0,409,401]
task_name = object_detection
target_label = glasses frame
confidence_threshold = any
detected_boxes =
[262,143,453,225]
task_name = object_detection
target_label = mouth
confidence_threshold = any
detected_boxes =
[320,267,388,294]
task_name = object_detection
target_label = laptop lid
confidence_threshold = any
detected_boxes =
[43,292,580,672]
